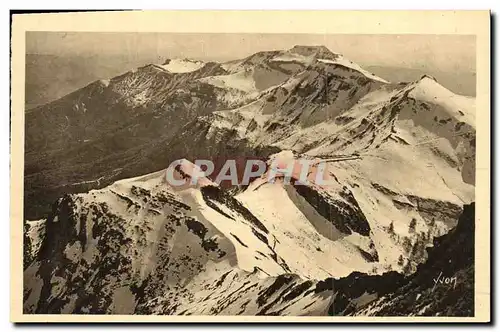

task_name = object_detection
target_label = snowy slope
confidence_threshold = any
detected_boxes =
[199,70,258,93]
[158,59,205,73]
[22,161,341,313]
[317,56,389,83]
[409,76,475,127]
[23,155,473,315]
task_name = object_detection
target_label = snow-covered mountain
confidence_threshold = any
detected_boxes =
[23,45,476,316]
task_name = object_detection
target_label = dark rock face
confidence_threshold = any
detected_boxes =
[321,203,475,317]
[372,202,475,317]
[201,185,269,234]
[293,183,371,236]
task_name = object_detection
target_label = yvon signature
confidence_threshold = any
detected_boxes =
[432,272,458,292]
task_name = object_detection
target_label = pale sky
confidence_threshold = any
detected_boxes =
[26,32,476,73]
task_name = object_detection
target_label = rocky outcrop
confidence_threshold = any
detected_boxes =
[327,203,475,316]
[293,183,371,236]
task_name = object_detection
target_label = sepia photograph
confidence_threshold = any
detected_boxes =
[10,10,491,323]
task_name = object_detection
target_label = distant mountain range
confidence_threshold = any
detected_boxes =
[25,54,167,110]
[25,53,476,110]
[24,45,475,316]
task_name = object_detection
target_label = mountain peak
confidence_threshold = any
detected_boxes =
[409,72,476,128]
[413,74,447,93]
[289,45,332,53]
[288,45,341,61]
[419,74,438,82]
